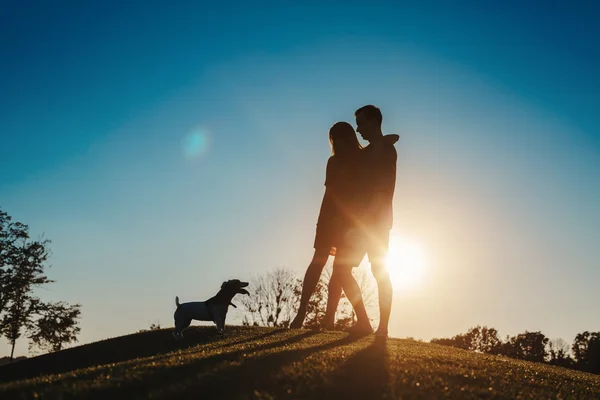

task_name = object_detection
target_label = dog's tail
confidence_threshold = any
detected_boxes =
[175,296,181,308]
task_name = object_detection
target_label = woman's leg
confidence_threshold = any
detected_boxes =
[290,248,331,329]
[321,267,342,329]
[324,247,371,331]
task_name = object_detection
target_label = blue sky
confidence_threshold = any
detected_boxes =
[1,1,599,356]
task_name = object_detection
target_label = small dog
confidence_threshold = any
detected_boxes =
[173,279,249,340]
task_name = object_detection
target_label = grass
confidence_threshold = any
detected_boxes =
[0,326,599,399]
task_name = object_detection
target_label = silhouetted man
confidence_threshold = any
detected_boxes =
[352,104,397,337]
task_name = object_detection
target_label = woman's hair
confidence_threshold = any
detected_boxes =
[329,121,362,156]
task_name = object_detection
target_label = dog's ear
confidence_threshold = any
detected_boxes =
[221,281,229,289]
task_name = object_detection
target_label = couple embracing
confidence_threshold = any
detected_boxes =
[291,104,398,337]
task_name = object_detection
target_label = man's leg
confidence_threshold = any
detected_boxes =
[290,248,330,329]
[369,231,393,337]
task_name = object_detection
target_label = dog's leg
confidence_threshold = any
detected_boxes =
[173,314,181,340]
[180,318,192,335]
[173,331,182,340]
[214,314,226,334]
[174,317,192,340]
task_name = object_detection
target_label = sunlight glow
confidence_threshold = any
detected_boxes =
[385,235,427,292]
[182,128,210,160]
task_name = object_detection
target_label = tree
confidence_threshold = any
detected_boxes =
[572,331,600,374]
[547,338,574,368]
[504,331,549,362]
[496,335,516,358]
[0,210,53,360]
[28,301,81,353]
[430,333,470,350]
[240,265,377,330]
[463,326,503,354]
[2,297,41,360]
[240,268,301,328]
[0,208,82,361]
[0,210,32,319]
[431,326,516,357]
[430,326,600,374]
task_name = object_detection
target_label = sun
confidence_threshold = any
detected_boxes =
[385,235,427,292]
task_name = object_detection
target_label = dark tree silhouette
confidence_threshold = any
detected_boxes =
[431,326,599,375]
[572,331,600,374]
[431,326,502,354]
[0,210,52,361]
[465,325,503,354]
[547,338,574,368]
[0,208,82,361]
[503,331,549,362]
[28,301,81,353]
[240,266,377,329]
[430,332,470,350]
[240,268,301,328]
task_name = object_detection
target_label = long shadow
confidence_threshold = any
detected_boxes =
[0,326,284,383]
[103,329,318,376]
[0,327,214,383]
[172,333,365,399]
[317,336,392,399]
[31,332,362,399]
[215,328,289,350]
[0,329,320,399]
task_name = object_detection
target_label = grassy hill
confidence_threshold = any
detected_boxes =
[1,326,599,399]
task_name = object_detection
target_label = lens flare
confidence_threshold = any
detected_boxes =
[386,235,427,292]
[182,129,210,160]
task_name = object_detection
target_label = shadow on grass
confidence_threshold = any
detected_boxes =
[103,328,318,379]
[0,326,283,384]
[318,336,392,399]
[0,329,320,398]
[215,328,289,350]
[60,331,361,399]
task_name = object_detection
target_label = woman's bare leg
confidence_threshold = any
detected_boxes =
[322,268,342,329]
[323,247,371,331]
[290,248,331,329]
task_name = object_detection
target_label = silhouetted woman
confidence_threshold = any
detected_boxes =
[290,121,363,329]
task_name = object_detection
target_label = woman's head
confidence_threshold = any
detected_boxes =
[329,121,362,156]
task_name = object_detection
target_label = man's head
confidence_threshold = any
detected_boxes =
[355,105,383,142]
